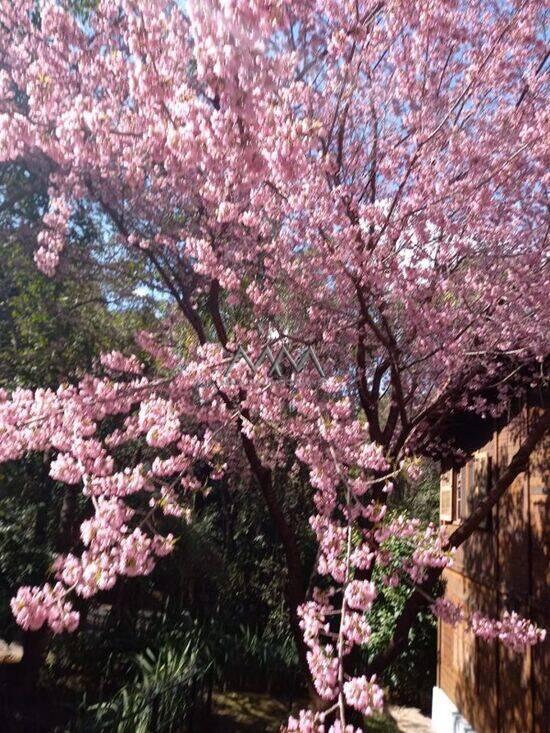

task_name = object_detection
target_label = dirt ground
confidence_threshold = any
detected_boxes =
[210,692,432,732]
[210,691,291,731]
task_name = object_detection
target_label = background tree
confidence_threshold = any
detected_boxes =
[0,160,158,716]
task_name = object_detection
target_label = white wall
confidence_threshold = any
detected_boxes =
[431,686,476,733]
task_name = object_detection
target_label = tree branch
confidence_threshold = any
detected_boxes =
[206,278,228,347]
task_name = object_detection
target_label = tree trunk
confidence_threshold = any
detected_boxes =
[239,427,322,704]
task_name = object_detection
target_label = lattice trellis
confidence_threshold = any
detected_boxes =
[224,345,325,378]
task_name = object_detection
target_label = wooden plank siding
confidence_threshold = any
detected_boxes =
[437,408,549,733]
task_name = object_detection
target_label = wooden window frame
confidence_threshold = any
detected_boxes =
[440,453,494,529]
[440,469,454,522]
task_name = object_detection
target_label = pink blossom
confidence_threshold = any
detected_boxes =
[343,675,384,717]
[345,581,377,612]
[286,709,322,732]
[11,583,79,634]
[431,598,465,626]
[328,723,363,733]
[342,612,371,646]
[299,600,330,648]
[100,351,143,375]
[471,611,546,652]
[307,644,339,700]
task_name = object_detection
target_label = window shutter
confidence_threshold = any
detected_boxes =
[457,467,466,519]
[440,469,454,521]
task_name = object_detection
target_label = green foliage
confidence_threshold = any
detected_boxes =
[389,461,440,524]
[209,623,299,693]
[87,628,210,733]
[0,458,63,632]
[367,523,438,710]
[0,242,151,388]
[197,468,316,646]
[364,714,400,733]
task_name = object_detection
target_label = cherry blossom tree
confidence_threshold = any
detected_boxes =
[0,1,548,729]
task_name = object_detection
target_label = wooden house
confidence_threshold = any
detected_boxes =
[432,406,549,733]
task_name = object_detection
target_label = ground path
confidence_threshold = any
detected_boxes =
[210,692,432,732]
[388,705,432,733]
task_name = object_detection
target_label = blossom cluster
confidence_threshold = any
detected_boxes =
[100,351,144,375]
[471,611,546,653]
[286,709,362,733]
[11,583,79,634]
[344,581,377,612]
[343,675,384,717]
[430,598,465,626]
[431,599,546,653]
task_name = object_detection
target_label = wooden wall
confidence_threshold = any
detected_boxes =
[437,409,549,733]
